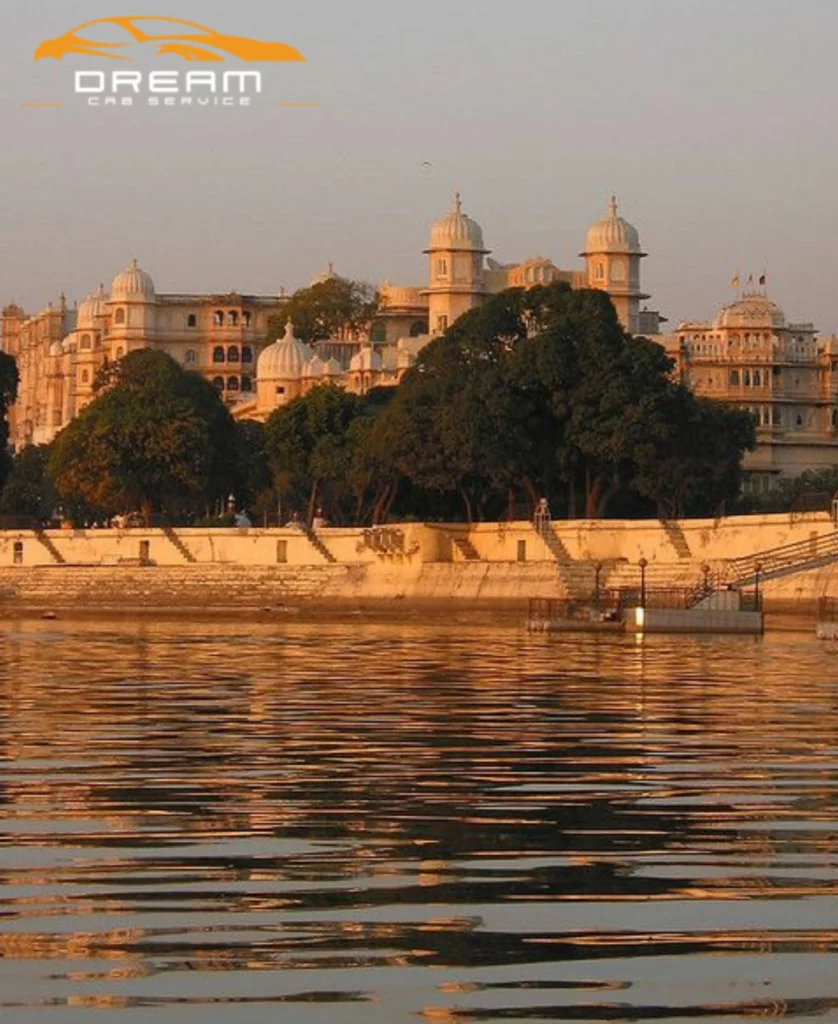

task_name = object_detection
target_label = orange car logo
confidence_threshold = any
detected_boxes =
[34,16,305,63]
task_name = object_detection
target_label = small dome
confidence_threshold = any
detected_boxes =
[111,258,155,301]
[303,354,326,377]
[323,357,342,377]
[76,284,108,330]
[49,338,64,358]
[583,196,642,255]
[350,346,383,372]
[256,322,314,381]
[427,193,488,253]
[714,293,787,331]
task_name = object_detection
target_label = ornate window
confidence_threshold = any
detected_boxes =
[213,310,224,327]
[114,308,126,326]
[187,314,197,328]
[241,375,253,392]
[729,370,740,387]
[228,311,239,327]
[241,346,253,364]
[80,334,92,350]
[227,345,240,363]
[227,376,240,392]
[185,349,197,365]
[213,346,225,364]
[243,311,252,328]
[212,376,225,391]
[81,370,89,384]
[435,259,448,279]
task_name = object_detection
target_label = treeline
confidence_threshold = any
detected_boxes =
[1,283,760,526]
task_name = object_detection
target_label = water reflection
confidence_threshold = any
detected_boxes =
[1,622,838,1021]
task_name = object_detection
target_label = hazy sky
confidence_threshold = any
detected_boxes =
[2,0,838,331]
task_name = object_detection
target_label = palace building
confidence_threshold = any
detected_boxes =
[659,291,838,490]
[2,193,659,448]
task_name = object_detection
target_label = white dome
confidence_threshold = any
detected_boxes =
[714,294,787,331]
[76,285,108,330]
[427,193,488,253]
[583,196,642,255]
[350,346,383,372]
[323,357,342,377]
[303,354,326,377]
[111,259,155,301]
[257,322,314,381]
[49,338,64,358]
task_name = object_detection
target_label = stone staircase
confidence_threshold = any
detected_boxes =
[452,535,481,561]
[303,528,338,564]
[162,526,197,564]
[33,530,66,565]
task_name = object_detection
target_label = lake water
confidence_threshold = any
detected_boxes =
[1,620,838,1023]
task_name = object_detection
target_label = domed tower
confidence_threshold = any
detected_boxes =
[107,259,157,353]
[581,197,649,335]
[255,322,314,415]
[422,193,490,335]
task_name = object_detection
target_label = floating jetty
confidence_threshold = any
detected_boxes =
[527,587,764,637]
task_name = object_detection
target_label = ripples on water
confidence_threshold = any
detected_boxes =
[1,621,838,1022]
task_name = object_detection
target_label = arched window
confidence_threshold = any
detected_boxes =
[242,311,252,327]
[114,308,126,326]
[80,334,92,350]
[241,375,253,392]
[435,259,448,279]
[213,310,224,327]
[743,370,751,387]
[753,370,761,387]
[241,346,253,364]
[410,321,428,338]
[796,414,804,428]
[213,346,225,364]
[185,349,197,365]
[81,370,89,384]
[227,345,240,363]
[187,314,197,328]
[227,376,240,392]
[212,376,225,391]
[228,311,239,327]
[729,370,740,386]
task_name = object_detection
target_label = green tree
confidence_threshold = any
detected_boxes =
[48,350,236,523]
[0,351,20,493]
[0,445,58,522]
[267,277,380,344]
[264,385,383,525]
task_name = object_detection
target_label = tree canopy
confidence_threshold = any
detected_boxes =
[48,350,237,522]
[0,351,20,494]
[267,277,380,344]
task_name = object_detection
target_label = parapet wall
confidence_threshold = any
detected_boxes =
[0,513,836,616]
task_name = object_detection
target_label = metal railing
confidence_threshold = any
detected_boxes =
[724,530,838,586]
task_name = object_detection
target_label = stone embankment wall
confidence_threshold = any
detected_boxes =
[0,513,836,617]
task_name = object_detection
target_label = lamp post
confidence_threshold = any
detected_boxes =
[701,562,711,595]
[639,558,648,608]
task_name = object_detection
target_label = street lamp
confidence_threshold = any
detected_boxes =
[701,562,711,595]
[639,558,648,607]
